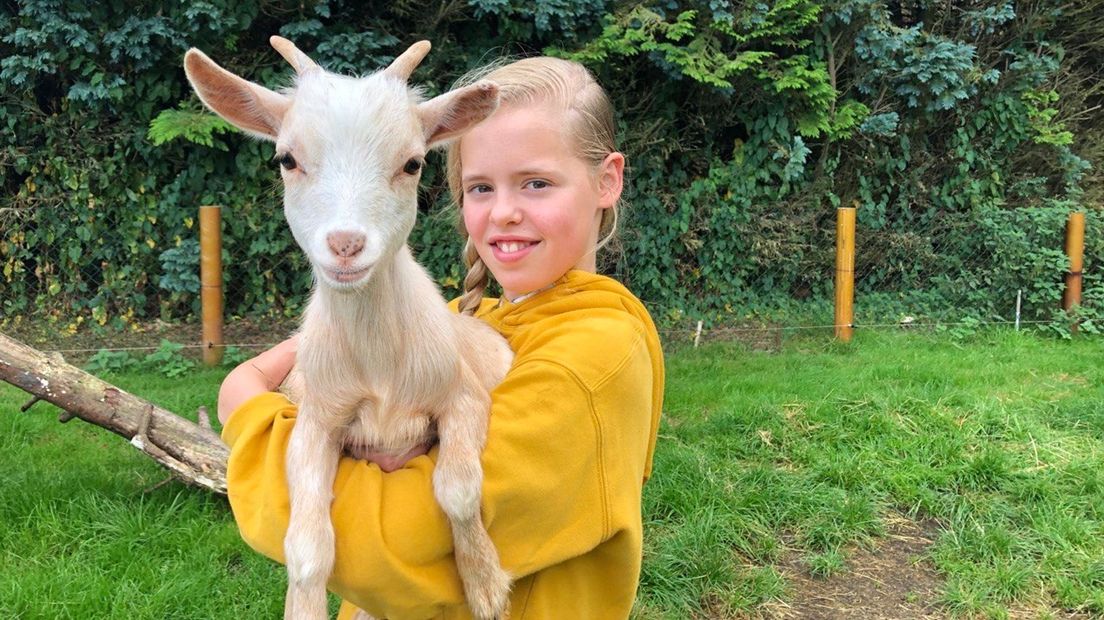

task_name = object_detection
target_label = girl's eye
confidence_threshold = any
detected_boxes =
[276,153,297,171]
[467,184,492,194]
[525,179,550,190]
[403,158,423,175]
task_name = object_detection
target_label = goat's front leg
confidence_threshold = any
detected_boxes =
[435,367,511,620]
[284,407,342,620]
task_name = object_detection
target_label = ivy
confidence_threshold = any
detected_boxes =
[470,0,610,41]
[1,0,1100,342]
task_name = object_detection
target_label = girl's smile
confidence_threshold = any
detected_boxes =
[489,235,540,263]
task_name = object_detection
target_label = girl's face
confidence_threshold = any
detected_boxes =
[460,104,624,299]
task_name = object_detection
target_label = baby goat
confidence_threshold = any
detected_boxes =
[184,37,512,619]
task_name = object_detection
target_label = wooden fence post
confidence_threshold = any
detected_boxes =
[835,204,856,342]
[1063,211,1085,334]
[199,206,224,366]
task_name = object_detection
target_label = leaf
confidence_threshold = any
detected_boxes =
[147,108,234,148]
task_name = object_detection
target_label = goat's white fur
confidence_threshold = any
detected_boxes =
[185,36,512,620]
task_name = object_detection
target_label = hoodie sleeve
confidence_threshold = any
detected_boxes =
[220,323,653,618]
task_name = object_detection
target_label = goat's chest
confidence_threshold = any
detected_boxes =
[341,397,435,457]
[329,354,455,456]
[297,308,460,455]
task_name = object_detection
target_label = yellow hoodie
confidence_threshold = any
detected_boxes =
[221,271,665,619]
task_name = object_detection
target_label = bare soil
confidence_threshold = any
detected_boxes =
[764,513,1092,620]
[769,513,944,620]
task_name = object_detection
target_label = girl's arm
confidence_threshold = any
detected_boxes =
[217,335,298,425]
[221,318,658,618]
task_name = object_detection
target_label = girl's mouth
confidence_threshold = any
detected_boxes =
[491,239,538,262]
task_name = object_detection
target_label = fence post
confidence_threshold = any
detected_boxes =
[1063,211,1085,334]
[835,204,856,342]
[199,205,224,366]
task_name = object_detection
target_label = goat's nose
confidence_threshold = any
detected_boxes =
[326,231,366,258]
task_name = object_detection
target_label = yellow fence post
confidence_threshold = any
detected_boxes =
[199,205,224,366]
[835,204,856,342]
[1063,211,1085,334]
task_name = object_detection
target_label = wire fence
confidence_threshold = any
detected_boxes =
[1,200,1100,360]
[642,205,1100,349]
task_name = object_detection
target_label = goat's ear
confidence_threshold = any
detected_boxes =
[184,48,290,141]
[418,81,500,148]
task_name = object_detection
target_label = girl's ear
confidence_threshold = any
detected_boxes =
[597,152,625,210]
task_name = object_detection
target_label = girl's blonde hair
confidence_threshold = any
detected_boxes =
[446,56,620,315]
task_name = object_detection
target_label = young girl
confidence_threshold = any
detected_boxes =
[217,56,665,619]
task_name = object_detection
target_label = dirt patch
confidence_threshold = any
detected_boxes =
[770,513,944,619]
[660,321,791,353]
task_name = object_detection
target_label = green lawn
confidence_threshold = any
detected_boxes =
[0,367,293,619]
[2,330,1102,619]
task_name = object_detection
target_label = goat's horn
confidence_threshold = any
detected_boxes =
[270,35,319,75]
[384,41,431,81]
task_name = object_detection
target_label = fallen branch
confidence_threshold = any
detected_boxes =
[0,332,228,494]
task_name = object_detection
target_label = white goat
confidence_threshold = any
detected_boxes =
[184,37,513,619]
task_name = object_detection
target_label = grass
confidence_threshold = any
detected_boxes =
[636,329,1104,619]
[0,368,296,619]
[2,329,1103,618]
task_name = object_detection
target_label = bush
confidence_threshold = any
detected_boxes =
[1,1,1099,330]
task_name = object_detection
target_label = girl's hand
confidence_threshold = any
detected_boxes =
[217,335,299,425]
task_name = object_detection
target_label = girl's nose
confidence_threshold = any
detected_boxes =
[488,195,522,226]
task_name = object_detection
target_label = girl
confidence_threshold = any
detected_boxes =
[217,56,665,619]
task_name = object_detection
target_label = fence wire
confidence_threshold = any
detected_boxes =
[1,202,1099,359]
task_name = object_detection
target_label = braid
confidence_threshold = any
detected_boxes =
[459,236,489,316]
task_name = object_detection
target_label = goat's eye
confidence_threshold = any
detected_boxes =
[403,158,423,175]
[276,153,297,171]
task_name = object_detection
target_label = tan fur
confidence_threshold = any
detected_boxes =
[185,37,512,620]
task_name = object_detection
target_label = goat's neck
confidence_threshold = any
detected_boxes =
[307,245,447,360]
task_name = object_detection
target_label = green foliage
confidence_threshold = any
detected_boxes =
[142,339,197,377]
[148,107,235,149]
[963,2,1016,37]
[1,0,1100,331]
[158,238,201,294]
[555,2,830,117]
[470,0,609,40]
[220,345,255,367]
[84,348,141,374]
[558,8,770,89]
[1022,89,1074,147]
[84,339,198,377]
[854,22,994,112]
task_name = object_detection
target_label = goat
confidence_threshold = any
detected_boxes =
[184,37,513,619]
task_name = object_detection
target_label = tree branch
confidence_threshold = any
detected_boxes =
[0,332,228,494]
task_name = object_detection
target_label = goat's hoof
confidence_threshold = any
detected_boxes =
[464,566,511,620]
